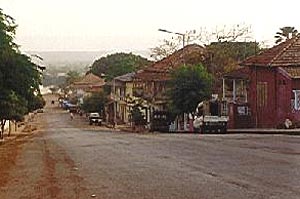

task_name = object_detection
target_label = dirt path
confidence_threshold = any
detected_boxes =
[0,94,88,199]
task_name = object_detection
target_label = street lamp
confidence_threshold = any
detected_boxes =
[158,28,188,131]
[113,78,117,128]
[158,28,186,48]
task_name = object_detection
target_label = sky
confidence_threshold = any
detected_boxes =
[1,0,299,52]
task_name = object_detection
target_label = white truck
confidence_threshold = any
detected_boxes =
[88,112,102,126]
[193,99,228,133]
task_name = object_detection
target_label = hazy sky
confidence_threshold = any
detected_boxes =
[1,0,299,52]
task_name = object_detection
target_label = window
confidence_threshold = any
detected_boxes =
[257,82,268,107]
[292,90,300,111]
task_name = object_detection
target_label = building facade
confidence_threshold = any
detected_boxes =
[224,36,300,128]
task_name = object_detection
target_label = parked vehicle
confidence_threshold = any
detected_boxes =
[88,112,102,126]
[150,111,170,132]
[193,98,228,133]
[36,108,44,113]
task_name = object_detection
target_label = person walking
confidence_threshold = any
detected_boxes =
[70,112,74,120]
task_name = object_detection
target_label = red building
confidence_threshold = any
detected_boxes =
[224,36,300,128]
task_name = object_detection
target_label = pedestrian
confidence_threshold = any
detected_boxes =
[112,121,115,129]
[70,112,74,120]
[284,118,292,129]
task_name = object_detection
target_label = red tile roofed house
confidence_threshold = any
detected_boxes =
[71,73,105,104]
[133,44,206,128]
[224,36,300,128]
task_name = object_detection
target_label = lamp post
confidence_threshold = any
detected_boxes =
[158,28,188,131]
[158,28,185,48]
[113,78,117,128]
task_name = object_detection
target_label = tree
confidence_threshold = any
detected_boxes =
[0,91,27,138]
[0,9,43,138]
[275,26,298,44]
[150,39,180,61]
[151,24,259,95]
[65,70,81,86]
[168,64,212,117]
[205,41,260,93]
[81,92,107,116]
[130,104,146,126]
[151,24,253,60]
[90,53,151,80]
[0,8,17,50]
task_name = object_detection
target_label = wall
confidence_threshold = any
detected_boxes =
[292,79,300,122]
[248,67,277,128]
[276,68,292,125]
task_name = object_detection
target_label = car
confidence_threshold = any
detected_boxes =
[88,112,102,126]
[36,109,44,113]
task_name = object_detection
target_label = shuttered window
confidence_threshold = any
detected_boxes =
[257,82,268,107]
[292,90,300,111]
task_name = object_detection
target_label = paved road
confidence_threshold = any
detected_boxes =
[1,96,300,198]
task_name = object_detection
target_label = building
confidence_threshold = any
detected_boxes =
[71,73,105,104]
[112,72,136,124]
[133,44,206,128]
[223,36,300,128]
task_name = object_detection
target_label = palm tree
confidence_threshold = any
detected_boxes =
[275,26,298,44]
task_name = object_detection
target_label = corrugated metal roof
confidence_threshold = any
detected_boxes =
[223,67,250,79]
[241,35,300,67]
[114,72,135,82]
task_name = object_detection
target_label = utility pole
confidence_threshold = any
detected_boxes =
[158,28,187,131]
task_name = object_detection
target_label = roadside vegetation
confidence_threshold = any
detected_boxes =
[168,64,212,118]
[0,9,44,138]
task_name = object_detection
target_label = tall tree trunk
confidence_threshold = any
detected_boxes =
[0,119,6,139]
[8,120,11,137]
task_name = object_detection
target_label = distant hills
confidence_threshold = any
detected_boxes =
[30,50,151,87]
[28,51,106,68]
[28,50,151,69]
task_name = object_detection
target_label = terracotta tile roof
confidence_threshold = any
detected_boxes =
[241,35,300,67]
[73,73,105,89]
[281,67,300,78]
[74,73,105,85]
[223,67,250,79]
[135,44,205,81]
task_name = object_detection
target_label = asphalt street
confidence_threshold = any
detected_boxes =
[0,96,300,199]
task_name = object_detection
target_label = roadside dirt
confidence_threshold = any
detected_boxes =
[0,94,88,198]
[0,110,44,187]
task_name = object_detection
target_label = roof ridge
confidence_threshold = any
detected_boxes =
[268,35,300,67]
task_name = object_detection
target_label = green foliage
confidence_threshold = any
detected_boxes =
[275,26,298,44]
[168,64,212,116]
[204,41,260,93]
[90,53,151,80]
[130,104,146,126]
[0,8,17,50]
[65,70,81,86]
[27,94,45,112]
[206,41,260,73]
[81,92,107,114]
[0,9,43,137]
[0,91,27,121]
